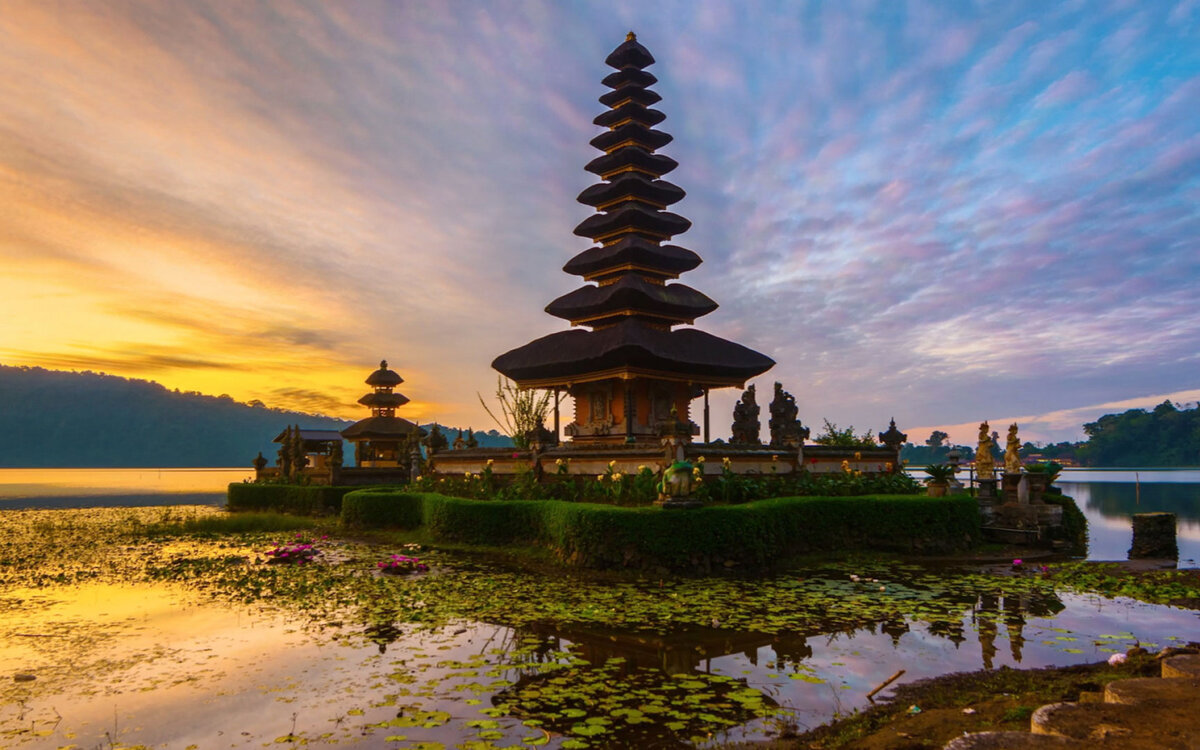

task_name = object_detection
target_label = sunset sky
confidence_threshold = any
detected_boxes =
[1,1,1197,445]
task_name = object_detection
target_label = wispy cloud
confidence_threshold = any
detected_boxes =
[0,0,1196,437]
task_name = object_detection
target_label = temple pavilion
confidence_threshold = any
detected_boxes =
[341,360,425,467]
[493,33,774,446]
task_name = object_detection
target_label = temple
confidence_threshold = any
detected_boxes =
[493,33,775,446]
[341,360,425,467]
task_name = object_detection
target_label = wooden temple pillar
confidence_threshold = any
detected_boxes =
[624,381,636,443]
[553,387,561,445]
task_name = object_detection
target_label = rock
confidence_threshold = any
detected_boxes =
[1128,512,1177,559]
[12,673,35,682]
[1030,702,1136,739]
[1104,676,1200,705]
[944,731,1086,749]
[1161,654,1200,679]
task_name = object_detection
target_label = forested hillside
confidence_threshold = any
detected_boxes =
[1076,400,1200,466]
[0,365,510,467]
[898,400,1200,467]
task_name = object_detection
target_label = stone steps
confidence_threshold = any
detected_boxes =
[945,654,1200,750]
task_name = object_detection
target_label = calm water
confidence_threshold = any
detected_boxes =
[0,467,252,508]
[2,476,1199,748]
[4,580,1197,749]
[2,467,1198,562]
[1056,469,1200,564]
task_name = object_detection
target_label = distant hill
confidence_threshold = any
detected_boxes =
[0,365,510,468]
[899,400,1200,467]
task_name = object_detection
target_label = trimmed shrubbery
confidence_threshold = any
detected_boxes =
[226,483,358,516]
[1043,490,1089,554]
[340,490,980,571]
[410,463,923,506]
[338,488,423,528]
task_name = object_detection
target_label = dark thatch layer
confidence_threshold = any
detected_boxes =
[574,204,691,240]
[585,148,677,177]
[357,391,410,408]
[589,122,673,152]
[341,416,425,439]
[601,68,657,88]
[605,36,656,69]
[562,238,701,278]
[599,85,661,108]
[593,103,665,128]
[577,173,684,208]
[493,320,774,384]
[546,275,717,323]
[364,362,403,387]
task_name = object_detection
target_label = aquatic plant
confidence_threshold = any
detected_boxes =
[263,532,326,564]
[377,553,430,575]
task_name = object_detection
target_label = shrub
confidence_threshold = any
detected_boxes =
[413,466,922,507]
[340,489,424,528]
[1042,493,1088,555]
[226,483,355,515]
[339,491,980,571]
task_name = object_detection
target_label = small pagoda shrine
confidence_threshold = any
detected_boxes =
[493,33,774,446]
[341,360,425,467]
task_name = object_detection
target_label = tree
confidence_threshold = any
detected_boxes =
[925,430,949,449]
[812,419,877,448]
[477,377,555,449]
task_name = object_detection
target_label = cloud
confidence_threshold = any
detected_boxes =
[267,388,358,419]
[910,388,1200,446]
[0,0,1196,438]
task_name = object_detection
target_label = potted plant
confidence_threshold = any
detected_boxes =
[923,464,955,497]
[1023,461,1062,502]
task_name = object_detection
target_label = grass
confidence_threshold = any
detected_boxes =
[797,654,1164,748]
[138,511,323,537]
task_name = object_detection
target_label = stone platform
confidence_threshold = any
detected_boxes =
[945,653,1200,749]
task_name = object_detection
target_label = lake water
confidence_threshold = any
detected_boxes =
[2,477,1199,748]
[1,467,1198,563]
[1055,469,1200,564]
[0,467,252,508]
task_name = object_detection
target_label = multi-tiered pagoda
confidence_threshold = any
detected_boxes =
[341,360,425,466]
[493,33,774,446]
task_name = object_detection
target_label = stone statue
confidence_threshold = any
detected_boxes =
[253,451,268,480]
[730,385,761,445]
[1004,423,1022,474]
[423,423,448,455]
[975,421,995,479]
[768,382,809,448]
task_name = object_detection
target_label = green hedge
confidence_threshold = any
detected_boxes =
[1044,492,1088,554]
[226,483,357,516]
[340,490,981,571]
[339,488,424,528]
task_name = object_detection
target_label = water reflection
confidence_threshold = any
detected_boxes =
[5,570,1198,749]
[0,468,251,509]
[1059,479,1200,562]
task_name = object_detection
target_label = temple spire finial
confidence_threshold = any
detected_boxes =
[626,30,636,41]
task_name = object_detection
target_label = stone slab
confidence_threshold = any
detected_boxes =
[1162,654,1200,679]
[944,731,1085,749]
[1103,676,1200,705]
[1031,700,1198,748]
